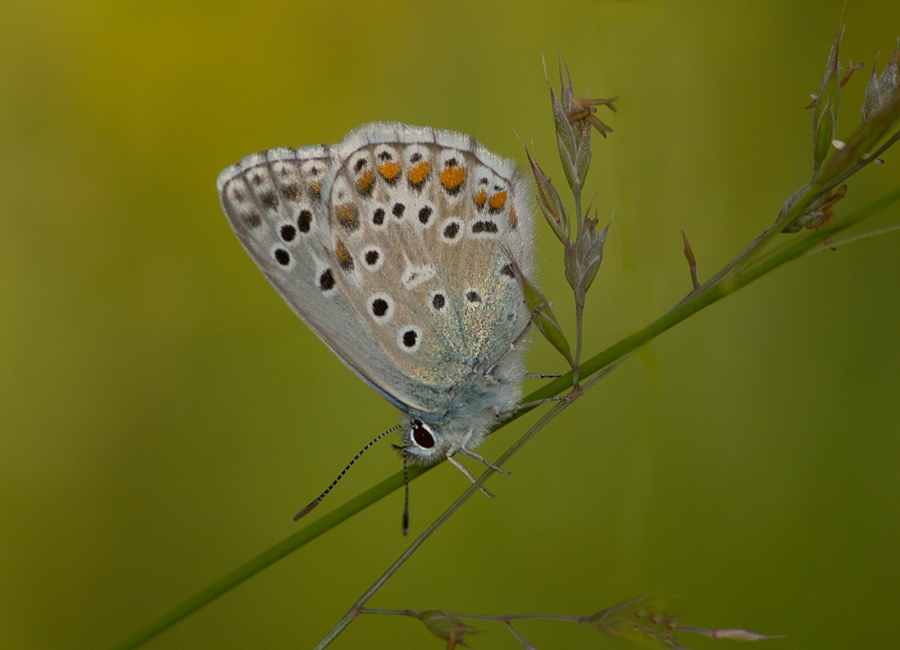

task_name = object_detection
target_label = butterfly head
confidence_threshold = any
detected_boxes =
[399,362,524,465]
[400,417,476,465]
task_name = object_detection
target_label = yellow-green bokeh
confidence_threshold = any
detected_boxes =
[1,1,898,649]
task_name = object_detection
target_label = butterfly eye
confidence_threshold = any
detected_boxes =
[410,420,435,449]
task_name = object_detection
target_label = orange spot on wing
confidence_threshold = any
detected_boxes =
[335,240,353,270]
[509,206,518,228]
[488,190,507,210]
[357,169,375,192]
[379,161,401,180]
[440,166,466,190]
[474,188,487,207]
[408,161,431,185]
[335,203,359,226]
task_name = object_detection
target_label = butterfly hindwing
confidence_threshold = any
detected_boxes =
[316,124,535,410]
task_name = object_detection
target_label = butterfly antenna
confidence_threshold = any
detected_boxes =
[402,455,410,536]
[293,424,402,521]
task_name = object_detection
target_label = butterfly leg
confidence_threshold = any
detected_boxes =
[458,447,510,475]
[518,396,569,409]
[447,455,497,497]
[493,395,570,421]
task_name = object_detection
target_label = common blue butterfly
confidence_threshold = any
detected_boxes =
[217,123,535,519]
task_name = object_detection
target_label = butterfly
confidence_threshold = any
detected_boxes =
[217,123,535,523]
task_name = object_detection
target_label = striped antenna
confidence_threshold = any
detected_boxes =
[402,455,410,535]
[293,424,402,521]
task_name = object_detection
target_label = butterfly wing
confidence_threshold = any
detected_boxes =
[217,144,439,412]
[218,124,535,419]
[314,124,535,415]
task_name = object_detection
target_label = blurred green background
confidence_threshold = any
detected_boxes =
[2,1,898,649]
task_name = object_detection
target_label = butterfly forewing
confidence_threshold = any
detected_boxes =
[217,144,439,412]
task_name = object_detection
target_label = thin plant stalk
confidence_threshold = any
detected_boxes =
[108,23,900,647]
[312,371,604,650]
[104,183,899,650]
